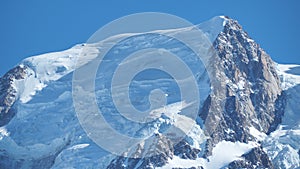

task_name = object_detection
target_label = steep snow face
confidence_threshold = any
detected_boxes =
[15,44,99,103]
[1,72,111,168]
[277,64,300,90]
[0,16,225,169]
[262,64,300,169]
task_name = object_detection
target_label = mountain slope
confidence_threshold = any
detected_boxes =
[0,16,299,169]
[203,15,285,154]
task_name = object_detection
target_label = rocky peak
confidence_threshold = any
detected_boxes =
[200,17,285,157]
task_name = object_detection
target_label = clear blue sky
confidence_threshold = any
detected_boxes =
[0,0,299,76]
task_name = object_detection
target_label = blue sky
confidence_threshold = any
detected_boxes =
[0,0,299,76]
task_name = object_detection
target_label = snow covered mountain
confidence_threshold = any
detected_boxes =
[0,16,300,169]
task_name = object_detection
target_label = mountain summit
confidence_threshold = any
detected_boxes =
[0,16,299,169]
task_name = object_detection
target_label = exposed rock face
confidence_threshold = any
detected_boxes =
[0,65,27,126]
[107,134,174,169]
[228,147,274,169]
[200,18,285,158]
[173,140,200,160]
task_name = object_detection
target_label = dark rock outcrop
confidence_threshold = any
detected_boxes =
[107,134,174,169]
[228,147,274,169]
[0,65,27,126]
[174,140,200,160]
